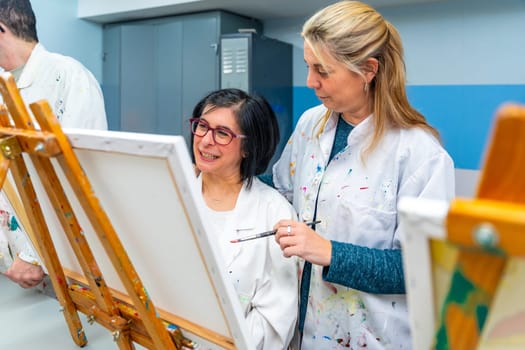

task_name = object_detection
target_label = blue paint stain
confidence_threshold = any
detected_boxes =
[8,216,19,231]
[167,323,179,330]
[77,328,86,342]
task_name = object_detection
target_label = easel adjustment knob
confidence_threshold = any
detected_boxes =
[474,223,499,248]
[112,330,120,341]
[0,136,22,159]
[87,314,96,325]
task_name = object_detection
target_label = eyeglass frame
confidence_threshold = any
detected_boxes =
[189,118,247,146]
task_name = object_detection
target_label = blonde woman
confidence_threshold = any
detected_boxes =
[272,1,454,349]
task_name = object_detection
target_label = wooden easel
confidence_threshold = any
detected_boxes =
[0,72,183,349]
[433,103,525,349]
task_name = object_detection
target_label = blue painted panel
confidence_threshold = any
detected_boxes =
[293,87,318,124]
[293,85,525,170]
[408,85,525,170]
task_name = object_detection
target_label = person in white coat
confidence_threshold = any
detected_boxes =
[0,0,108,288]
[271,2,455,349]
[190,88,298,349]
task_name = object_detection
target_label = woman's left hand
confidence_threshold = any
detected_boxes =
[274,220,332,266]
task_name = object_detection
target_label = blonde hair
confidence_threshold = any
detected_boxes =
[303,1,439,155]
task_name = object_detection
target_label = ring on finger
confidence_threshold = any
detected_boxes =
[286,224,292,235]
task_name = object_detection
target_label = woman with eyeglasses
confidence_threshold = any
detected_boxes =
[189,88,298,350]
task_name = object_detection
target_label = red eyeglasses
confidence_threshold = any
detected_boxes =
[189,118,246,145]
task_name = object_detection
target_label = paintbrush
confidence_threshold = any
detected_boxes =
[230,220,321,243]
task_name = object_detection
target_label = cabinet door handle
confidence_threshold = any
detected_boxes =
[210,43,218,54]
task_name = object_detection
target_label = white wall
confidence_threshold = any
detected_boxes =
[382,0,525,85]
[77,0,199,18]
[264,0,525,87]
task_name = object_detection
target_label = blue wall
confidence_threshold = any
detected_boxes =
[293,85,525,170]
[407,85,525,170]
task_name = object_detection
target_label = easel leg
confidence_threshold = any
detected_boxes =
[0,135,13,186]
[0,77,179,349]
[115,331,136,350]
[8,157,88,347]
[31,101,178,349]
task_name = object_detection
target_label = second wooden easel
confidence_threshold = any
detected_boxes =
[434,103,525,349]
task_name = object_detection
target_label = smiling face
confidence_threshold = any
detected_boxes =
[192,106,244,181]
[304,42,372,125]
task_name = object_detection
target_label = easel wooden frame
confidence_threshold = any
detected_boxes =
[0,69,178,349]
[400,103,525,350]
[0,72,248,349]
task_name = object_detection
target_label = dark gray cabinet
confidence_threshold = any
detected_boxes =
[102,11,262,144]
[221,33,293,173]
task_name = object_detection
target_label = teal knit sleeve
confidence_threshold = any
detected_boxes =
[257,173,274,187]
[322,240,406,294]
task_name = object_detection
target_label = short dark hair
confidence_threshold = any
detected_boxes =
[0,0,38,42]
[191,88,279,188]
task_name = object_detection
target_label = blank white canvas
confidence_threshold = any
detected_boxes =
[20,128,252,350]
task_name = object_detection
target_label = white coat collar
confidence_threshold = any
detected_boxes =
[197,176,263,268]
[196,175,260,234]
[231,179,260,232]
[17,43,46,89]
[226,180,261,269]
[316,109,374,161]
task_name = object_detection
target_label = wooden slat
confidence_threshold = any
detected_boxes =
[0,146,9,189]
[0,74,87,347]
[447,199,525,255]
[66,268,235,350]
[0,73,36,129]
[0,105,10,126]
[3,179,42,259]
[475,104,525,203]
[0,127,61,157]
[31,96,177,349]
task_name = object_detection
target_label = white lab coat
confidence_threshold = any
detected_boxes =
[0,194,40,272]
[0,43,107,272]
[15,43,107,129]
[200,177,299,350]
[273,105,455,350]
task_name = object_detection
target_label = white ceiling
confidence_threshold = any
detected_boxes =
[81,0,445,23]
[213,0,443,20]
